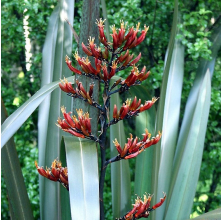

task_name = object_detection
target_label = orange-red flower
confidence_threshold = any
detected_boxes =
[96,18,108,47]
[57,107,92,138]
[112,97,157,120]
[35,160,69,190]
[123,193,166,219]
[65,56,82,75]
[113,130,162,159]
[59,77,76,94]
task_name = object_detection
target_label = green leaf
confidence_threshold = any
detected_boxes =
[166,19,221,217]
[1,100,34,220]
[110,77,131,218]
[155,27,185,219]
[63,136,100,220]
[151,1,178,219]
[1,75,74,148]
[131,86,156,197]
[190,208,221,219]
[165,70,211,219]
[60,137,71,220]
[38,0,75,218]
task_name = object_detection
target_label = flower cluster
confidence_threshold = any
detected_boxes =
[121,193,166,219]
[35,19,165,219]
[113,129,161,159]
[56,107,92,139]
[64,19,149,86]
[35,159,68,190]
[112,97,158,122]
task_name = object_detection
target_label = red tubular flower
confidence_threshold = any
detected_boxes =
[81,42,92,56]
[60,106,76,128]
[35,160,69,189]
[102,64,108,81]
[119,104,129,119]
[113,104,119,119]
[113,139,123,154]
[138,97,159,112]
[89,83,94,97]
[79,57,91,74]
[59,77,76,94]
[137,67,150,81]
[76,81,87,98]
[86,92,93,105]
[74,51,82,66]
[123,54,134,66]
[113,129,161,160]
[125,27,134,40]
[123,193,165,219]
[117,50,129,63]
[111,25,119,50]
[117,20,126,47]
[84,58,98,75]
[65,128,85,138]
[123,23,140,50]
[124,67,139,86]
[129,96,141,111]
[57,107,92,138]
[96,18,108,46]
[109,61,117,79]
[88,37,101,58]
[65,56,82,75]
[95,58,102,73]
[144,131,162,149]
[152,193,166,210]
[60,168,68,185]
[128,37,137,49]
[56,117,70,130]
[135,25,149,46]
[130,52,141,66]
[51,161,60,179]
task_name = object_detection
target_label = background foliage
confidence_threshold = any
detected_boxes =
[1,0,221,219]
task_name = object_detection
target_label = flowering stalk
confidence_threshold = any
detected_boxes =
[36,19,164,220]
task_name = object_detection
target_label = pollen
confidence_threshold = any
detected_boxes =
[96,18,106,27]
[61,106,66,113]
[76,108,83,117]
[74,51,80,61]
[136,22,141,31]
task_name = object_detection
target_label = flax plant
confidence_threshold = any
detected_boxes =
[35,19,166,219]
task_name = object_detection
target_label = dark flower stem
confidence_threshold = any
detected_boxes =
[99,82,110,220]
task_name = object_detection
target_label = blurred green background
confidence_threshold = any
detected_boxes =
[1,0,221,219]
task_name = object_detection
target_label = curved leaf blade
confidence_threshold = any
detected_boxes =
[151,1,178,219]
[110,78,131,218]
[165,70,211,220]
[156,37,185,220]
[38,0,75,219]
[1,76,74,148]
[1,100,34,220]
[64,136,100,220]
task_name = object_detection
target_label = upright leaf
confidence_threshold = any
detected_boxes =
[151,1,178,219]
[64,136,100,220]
[1,99,34,220]
[166,20,221,216]
[165,70,211,220]
[110,79,131,218]
[38,1,75,219]
[130,86,156,196]
[155,27,185,220]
